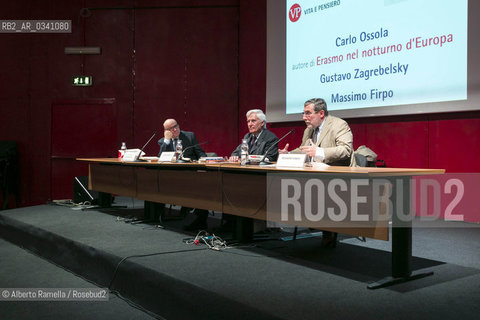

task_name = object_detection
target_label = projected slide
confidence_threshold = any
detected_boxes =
[286,0,468,114]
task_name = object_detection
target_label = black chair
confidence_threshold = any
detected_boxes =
[354,153,368,167]
[0,141,20,210]
[376,159,386,167]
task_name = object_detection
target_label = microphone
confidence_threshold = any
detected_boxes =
[258,129,295,165]
[135,132,157,161]
[176,140,210,163]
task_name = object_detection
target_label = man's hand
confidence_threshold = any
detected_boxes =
[299,145,317,157]
[228,156,239,162]
[279,143,289,154]
[164,130,173,140]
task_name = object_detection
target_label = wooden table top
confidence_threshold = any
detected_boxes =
[77,158,445,177]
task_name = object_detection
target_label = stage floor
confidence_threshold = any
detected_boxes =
[1,198,480,320]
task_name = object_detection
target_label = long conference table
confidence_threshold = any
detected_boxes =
[78,158,444,289]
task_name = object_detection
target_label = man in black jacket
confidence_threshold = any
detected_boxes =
[224,109,279,234]
[229,109,279,162]
[158,118,206,160]
[156,118,208,229]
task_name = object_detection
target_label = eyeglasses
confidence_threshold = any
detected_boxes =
[165,124,179,131]
[302,111,318,117]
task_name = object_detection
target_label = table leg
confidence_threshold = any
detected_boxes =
[234,216,253,242]
[368,177,433,289]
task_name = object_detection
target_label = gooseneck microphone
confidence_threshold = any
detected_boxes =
[258,129,295,165]
[176,140,210,163]
[135,132,157,161]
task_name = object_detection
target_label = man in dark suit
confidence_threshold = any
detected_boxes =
[229,109,279,162]
[223,109,279,233]
[156,119,208,229]
[158,118,207,160]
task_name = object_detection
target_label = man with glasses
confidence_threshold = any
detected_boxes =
[157,118,208,230]
[158,118,207,160]
[280,98,355,166]
[280,98,356,247]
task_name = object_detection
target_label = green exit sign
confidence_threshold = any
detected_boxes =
[72,76,92,86]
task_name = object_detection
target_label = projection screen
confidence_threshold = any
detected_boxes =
[266,0,480,122]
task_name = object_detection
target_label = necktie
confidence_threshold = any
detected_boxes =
[306,128,319,164]
[312,127,319,145]
[249,135,256,151]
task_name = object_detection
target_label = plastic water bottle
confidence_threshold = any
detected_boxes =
[175,139,183,161]
[240,139,249,166]
[119,142,127,160]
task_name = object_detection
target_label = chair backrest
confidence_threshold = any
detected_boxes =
[354,153,368,167]
[355,145,377,161]
[354,145,385,167]
[375,159,386,167]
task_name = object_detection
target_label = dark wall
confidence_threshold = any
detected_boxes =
[1,0,479,208]
[0,0,243,205]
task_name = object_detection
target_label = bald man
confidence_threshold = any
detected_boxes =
[156,118,208,230]
[158,119,207,160]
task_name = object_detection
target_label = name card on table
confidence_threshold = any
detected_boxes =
[158,151,175,162]
[276,154,307,168]
[122,149,145,162]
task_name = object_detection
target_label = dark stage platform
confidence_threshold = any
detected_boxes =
[1,198,480,320]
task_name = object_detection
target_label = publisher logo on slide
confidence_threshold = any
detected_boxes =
[289,3,302,22]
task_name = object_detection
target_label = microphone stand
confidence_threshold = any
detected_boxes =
[135,132,157,162]
[258,129,294,166]
[175,155,190,163]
